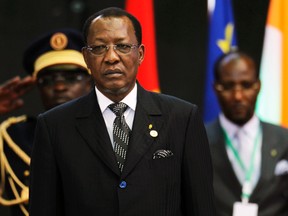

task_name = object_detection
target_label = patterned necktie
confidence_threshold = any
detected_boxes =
[109,102,131,172]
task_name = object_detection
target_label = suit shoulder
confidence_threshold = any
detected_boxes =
[261,121,288,136]
[150,91,197,109]
[205,119,220,133]
[142,92,202,121]
[204,120,221,144]
[39,92,92,121]
[205,119,219,130]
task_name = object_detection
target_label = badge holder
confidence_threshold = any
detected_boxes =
[233,182,258,216]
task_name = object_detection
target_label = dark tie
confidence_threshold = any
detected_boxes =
[109,102,131,172]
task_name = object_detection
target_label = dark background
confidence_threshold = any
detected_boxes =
[0,0,270,120]
[0,0,270,214]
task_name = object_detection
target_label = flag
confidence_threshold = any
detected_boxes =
[256,0,288,127]
[125,0,160,92]
[203,0,237,122]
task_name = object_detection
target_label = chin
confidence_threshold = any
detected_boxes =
[105,84,131,95]
[231,116,249,126]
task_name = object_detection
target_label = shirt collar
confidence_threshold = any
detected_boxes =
[95,84,137,113]
[219,113,260,139]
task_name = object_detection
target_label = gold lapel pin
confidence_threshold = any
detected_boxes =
[270,149,277,157]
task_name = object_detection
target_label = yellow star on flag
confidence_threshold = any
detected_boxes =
[217,23,234,53]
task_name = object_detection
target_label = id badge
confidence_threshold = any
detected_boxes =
[233,202,258,216]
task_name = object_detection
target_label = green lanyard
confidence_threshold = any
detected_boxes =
[222,127,261,202]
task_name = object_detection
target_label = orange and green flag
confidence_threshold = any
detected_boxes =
[256,0,288,126]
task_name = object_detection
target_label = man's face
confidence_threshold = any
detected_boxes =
[82,16,144,102]
[37,66,92,110]
[214,56,260,125]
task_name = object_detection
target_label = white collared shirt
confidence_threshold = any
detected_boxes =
[95,84,137,148]
[219,113,262,191]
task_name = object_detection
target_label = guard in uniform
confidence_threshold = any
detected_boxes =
[0,28,92,216]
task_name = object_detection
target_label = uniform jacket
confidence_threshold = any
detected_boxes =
[1,116,36,216]
[206,119,288,216]
[29,85,216,216]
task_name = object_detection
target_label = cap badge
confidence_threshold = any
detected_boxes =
[50,32,68,50]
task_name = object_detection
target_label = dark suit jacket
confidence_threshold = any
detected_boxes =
[29,85,216,216]
[206,119,288,216]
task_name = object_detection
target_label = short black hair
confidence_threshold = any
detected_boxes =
[213,50,259,82]
[82,7,142,45]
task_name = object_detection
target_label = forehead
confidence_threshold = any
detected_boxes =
[87,16,136,43]
[219,57,257,81]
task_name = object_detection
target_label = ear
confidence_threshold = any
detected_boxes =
[213,82,220,95]
[138,44,145,65]
[255,79,261,93]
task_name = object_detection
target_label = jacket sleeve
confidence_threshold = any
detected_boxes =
[29,114,64,215]
[182,106,216,215]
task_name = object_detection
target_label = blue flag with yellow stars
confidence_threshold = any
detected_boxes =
[203,0,237,123]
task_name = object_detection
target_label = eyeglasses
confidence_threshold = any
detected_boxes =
[85,43,139,56]
[37,72,88,87]
[215,81,259,93]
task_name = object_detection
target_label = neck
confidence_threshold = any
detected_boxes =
[95,83,136,103]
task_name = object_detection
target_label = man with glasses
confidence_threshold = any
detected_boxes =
[206,50,288,216]
[0,28,92,216]
[29,7,216,216]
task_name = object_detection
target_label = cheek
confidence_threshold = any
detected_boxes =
[87,57,101,69]
[249,95,258,107]
[68,85,89,97]
[218,94,232,105]
[124,59,139,74]
[91,71,102,83]
[39,87,53,99]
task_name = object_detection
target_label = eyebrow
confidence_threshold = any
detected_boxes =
[90,36,130,43]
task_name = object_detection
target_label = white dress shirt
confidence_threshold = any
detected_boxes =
[95,84,137,148]
[219,113,262,191]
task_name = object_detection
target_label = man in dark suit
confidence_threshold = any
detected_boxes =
[29,7,216,216]
[206,50,288,216]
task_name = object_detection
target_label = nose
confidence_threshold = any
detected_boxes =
[52,75,68,91]
[53,82,68,91]
[233,86,244,100]
[104,45,120,64]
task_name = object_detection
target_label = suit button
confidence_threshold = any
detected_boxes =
[119,181,127,189]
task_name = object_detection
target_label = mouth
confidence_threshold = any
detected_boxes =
[233,103,245,109]
[53,96,71,104]
[231,104,247,115]
[104,69,124,78]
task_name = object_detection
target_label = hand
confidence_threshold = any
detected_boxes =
[0,76,36,115]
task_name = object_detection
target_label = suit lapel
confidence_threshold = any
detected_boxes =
[211,121,242,197]
[250,122,284,200]
[74,87,164,178]
[75,90,120,176]
[122,86,164,178]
